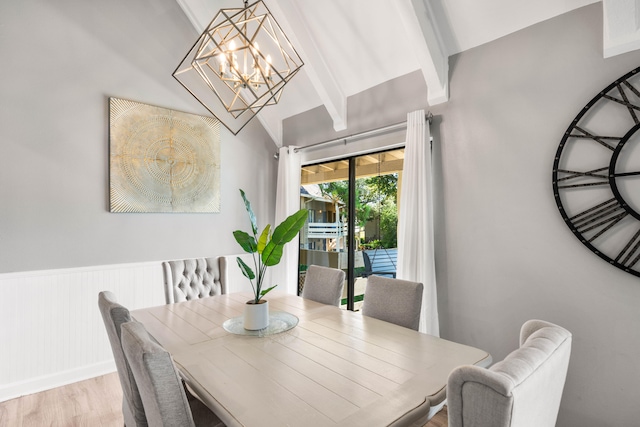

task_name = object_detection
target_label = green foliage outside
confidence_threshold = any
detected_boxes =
[379,198,398,248]
[319,181,370,228]
[360,240,381,250]
[318,173,398,249]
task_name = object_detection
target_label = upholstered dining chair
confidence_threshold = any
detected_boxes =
[361,275,423,330]
[98,291,148,427]
[301,265,346,306]
[162,257,226,304]
[121,321,225,427]
[447,319,572,427]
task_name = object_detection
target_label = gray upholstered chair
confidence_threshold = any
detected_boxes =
[361,275,423,330]
[447,319,572,427]
[301,265,346,306]
[98,291,148,427]
[162,257,225,304]
[121,320,224,427]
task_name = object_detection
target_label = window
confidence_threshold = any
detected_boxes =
[299,148,404,310]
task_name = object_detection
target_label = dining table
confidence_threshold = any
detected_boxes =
[131,291,491,427]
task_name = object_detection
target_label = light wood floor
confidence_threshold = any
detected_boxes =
[426,406,448,427]
[0,373,123,426]
[0,373,448,427]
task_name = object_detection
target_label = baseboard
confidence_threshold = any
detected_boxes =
[0,360,116,403]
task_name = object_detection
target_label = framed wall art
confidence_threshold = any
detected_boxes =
[109,97,220,213]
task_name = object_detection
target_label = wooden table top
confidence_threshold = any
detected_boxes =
[132,292,491,427]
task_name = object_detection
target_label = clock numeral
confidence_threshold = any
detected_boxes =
[569,198,628,242]
[616,228,640,269]
[556,167,609,189]
[568,126,619,151]
[603,82,640,124]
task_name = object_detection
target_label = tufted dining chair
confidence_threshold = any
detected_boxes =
[447,319,572,427]
[162,257,226,304]
[301,265,346,306]
[121,321,225,427]
[98,291,148,427]
[361,275,423,330]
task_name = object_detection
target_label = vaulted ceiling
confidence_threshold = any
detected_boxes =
[176,0,640,146]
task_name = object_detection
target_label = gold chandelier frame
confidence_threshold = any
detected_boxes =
[173,0,304,135]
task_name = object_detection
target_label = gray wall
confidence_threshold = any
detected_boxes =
[284,70,429,147]
[0,0,278,274]
[434,5,640,425]
[287,4,640,426]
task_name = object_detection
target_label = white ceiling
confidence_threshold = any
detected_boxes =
[176,0,640,145]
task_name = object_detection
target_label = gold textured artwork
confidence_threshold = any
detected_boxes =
[109,98,220,213]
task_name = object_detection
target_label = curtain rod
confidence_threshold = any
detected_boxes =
[293,111,432,154]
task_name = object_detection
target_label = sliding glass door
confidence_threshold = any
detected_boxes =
[298,148,404,310]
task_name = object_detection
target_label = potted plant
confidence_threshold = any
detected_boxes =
[233,189,308,330]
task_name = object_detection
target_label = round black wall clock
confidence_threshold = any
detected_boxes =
[553,66,640,278]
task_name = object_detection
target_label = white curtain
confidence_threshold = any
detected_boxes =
[272,146,302,295]
[397,110,439,336]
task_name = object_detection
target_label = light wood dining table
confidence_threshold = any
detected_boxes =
[132,292,491,427]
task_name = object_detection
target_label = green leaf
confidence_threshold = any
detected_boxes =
[272,209,308,245]
[262,242,284,266]
[240,189,258,236]
[257,225,271,254]
[233,230,257,253]
[236,257,255,280]
[260,285,277,298]
[262,209,308,265]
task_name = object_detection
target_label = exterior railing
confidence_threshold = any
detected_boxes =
[306,222,347,239]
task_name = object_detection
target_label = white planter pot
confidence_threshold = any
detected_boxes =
[243,300,269,330]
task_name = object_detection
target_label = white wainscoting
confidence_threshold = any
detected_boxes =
[0,261,165,402]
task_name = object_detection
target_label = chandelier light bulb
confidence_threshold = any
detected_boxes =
[265,55,272,78]
[218,53,227,75]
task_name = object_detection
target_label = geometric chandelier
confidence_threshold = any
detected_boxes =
[173,0,304,135]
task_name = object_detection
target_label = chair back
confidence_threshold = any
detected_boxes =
[121,321,196,427]
[361,275,423,330]
[447,319,572,427]
[362,250,397,278]
[301,265,346,306]
[162,257,225,304]
[98,291,148,426]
